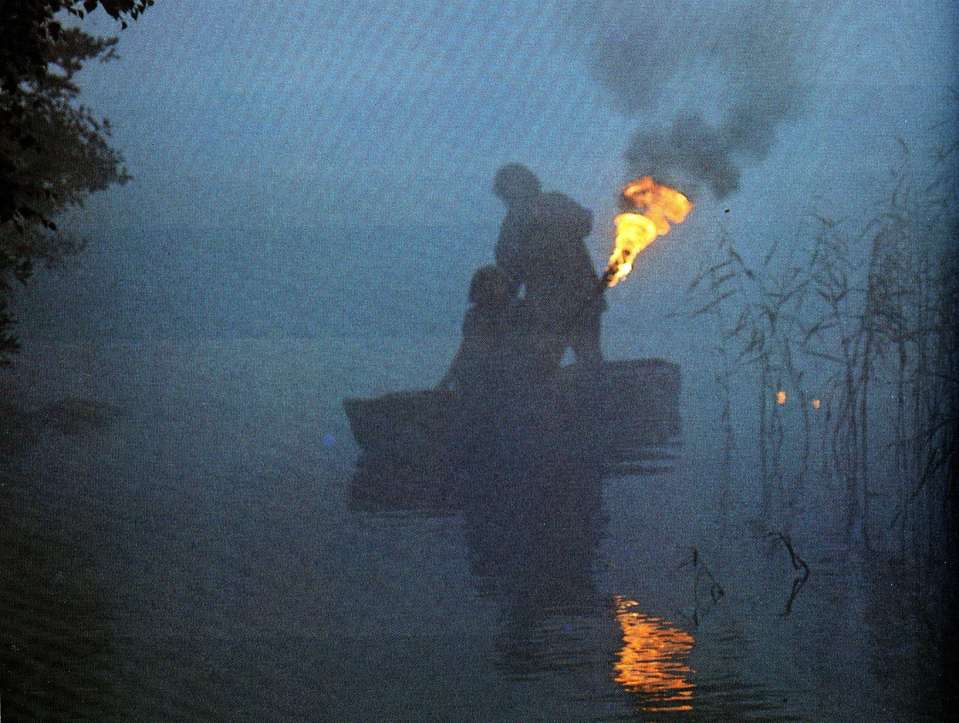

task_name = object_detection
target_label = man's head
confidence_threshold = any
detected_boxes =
[493,163,540,206]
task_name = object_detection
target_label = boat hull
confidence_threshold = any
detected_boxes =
[343,358,680,470]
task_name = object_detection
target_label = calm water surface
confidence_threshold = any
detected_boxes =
[0,339,942,719]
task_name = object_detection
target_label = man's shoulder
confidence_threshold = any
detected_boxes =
[534,192,592,234]
[536,191,581,210]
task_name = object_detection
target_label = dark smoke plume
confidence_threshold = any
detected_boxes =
[583,1,819,199]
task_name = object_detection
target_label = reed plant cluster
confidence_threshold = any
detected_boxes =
[683,140,957,578]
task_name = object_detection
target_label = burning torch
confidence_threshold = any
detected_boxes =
[599,176,693,291]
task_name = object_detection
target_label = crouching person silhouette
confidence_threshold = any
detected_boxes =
[439,265,529,396]
[438,264,562,461]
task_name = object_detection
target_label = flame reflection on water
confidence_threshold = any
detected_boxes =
[612,595,696,712]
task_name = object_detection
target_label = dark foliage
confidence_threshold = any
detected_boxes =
[0,0,152,363]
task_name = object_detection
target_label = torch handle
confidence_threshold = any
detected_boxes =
[598,268,615,292]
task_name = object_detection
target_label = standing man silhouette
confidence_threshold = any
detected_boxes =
[493,163,604,370]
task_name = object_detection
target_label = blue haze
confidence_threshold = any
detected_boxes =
[19,0,953,363]
[3,1,957,718]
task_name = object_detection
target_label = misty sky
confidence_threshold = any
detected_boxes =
[66,1,956,279]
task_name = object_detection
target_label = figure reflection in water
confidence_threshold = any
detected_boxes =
[459,458,606,678]
[347,449,700,713]
[461,460,698,716]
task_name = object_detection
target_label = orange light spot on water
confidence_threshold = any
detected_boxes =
[612,595,695,712]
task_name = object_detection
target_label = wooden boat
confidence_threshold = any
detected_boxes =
[343,358,681,479]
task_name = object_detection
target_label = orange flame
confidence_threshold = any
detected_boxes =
[604,177,693,287]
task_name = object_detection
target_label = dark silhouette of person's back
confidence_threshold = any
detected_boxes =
[493,164,604,370]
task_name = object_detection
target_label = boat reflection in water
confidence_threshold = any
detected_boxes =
[348,440,696,712]
[612,595,695,713]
